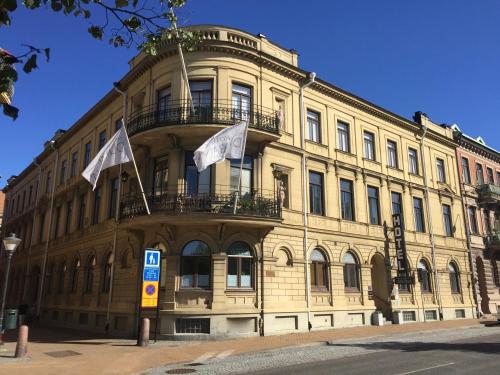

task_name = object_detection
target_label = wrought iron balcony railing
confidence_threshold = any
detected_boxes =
[485,232,500,247]
[127,99,280,137]
[477,184,500,204]
[120,188,282,220]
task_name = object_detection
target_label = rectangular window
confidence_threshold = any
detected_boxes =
[108,178,119,219]
[364,131,375,160]
[476,163,484,185]
[307,110,321,143]
[413,197,425,232]
[387,140,398,168]
[340,179,355,221]
[309,171,324,216]
[78,193,86,229]
[115,117,123,133]
[468,206,479,235]
[391,192,403,215]
[232,83,252,122]
[71,151,78,177]
[157,87,171,122]
[185,151,211,195]
[487,167,494,184]
[408,148,419,175]
[497,172,500,187]
[484,210,492,234]
[443,204,453,237]
[65,200,72,235]
[53,206,61,238]
[461,157,471,184]
[98,131,106,151]
[230,156,253,196]
[189,80,212,108]
[92,187,101,225]
[84,142,92,168]
[46,170,52,193]
[153,156,169,197]
[436,158,446,182]
[60,160,67,185]
[367,186,380,225]
[337,121,350,152]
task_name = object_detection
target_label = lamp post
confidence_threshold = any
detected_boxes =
[0,233,22,345]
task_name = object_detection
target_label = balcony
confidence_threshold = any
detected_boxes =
[119,188,282,225]
[477,184,500,206]
[127,100,280,140]
[485,233,500,248]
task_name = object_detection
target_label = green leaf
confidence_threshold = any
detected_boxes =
[83,9,90,18]
[22,54,38,73]
[61,0,73,7]
[88,25,103,40]
[2,103,19,120]
[115,0,128,7]
[44,48,50,62]
[3,0,18,12]
[50,0,62,11]
[1,65,18,82]
[123,15,140,30]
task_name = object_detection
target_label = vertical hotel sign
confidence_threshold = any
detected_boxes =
[141,249,161,308]
[392,213,409,273]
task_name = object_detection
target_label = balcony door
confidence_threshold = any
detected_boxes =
[157,87,171,122]
[232,83,252,122]
[185,151,211,196]
[189,81,212,122]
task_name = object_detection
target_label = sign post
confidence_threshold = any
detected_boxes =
[141,249,161,308]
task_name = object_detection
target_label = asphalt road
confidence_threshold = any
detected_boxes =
[153,325,500,375]
[249,331,500,375]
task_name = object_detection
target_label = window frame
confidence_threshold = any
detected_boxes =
[340,178,355,221]
[310,249,328,291]
[363,131,375,161]
[413,196,425,233]
[418,259,432,293]
[343,251,360,292]
[408,148,419,175]
[226,242,254,289]
[449,262,461,294]
[367,186,381,225]
[461,157,471,184]
[442,204,453,237]
[476,163,485,185]
[436,158,446,183]
[337,120,350,152]
[307,109,321,143]
[387,140,398,168]
[308,171,324,216]
[180,240,212,289]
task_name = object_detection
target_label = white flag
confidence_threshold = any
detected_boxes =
[82,125,133,190]
[194,121,248,172]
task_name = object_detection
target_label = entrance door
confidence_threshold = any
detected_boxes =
[371,253,390,314]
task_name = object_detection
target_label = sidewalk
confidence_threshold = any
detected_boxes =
[0,319,488,375]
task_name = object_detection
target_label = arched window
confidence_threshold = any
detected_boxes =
[227,242,254,288]
[58,262,67,294]
[418,259,432,293]
[70,258,80,293]
[343,251,360,291]
[181,240,211,288]
[102,253,113,293]
[449,262,460,293]
[85,255,96,293]
[310,249,328,290]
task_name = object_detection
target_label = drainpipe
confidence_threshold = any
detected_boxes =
[460,181,481,317]
[22,158,42,302]
[37,141,59,317]
[107,83,128,330]
[419,124,443,319]
[299,72,315,330]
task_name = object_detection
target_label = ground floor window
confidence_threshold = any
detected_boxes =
[181,240,211,288]
[227,242,254,289]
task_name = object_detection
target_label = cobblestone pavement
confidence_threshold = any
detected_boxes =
[147,325,500,375]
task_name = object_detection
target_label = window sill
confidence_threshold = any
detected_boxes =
[335,148,355,157]
[306,139,327,148]
[311,288,329,293]
[386,165,403,172]
[362,157,380,165]
[344,288,361,294]
[225,288,255,293]
[408,172,421,177]
[178,288,212,292]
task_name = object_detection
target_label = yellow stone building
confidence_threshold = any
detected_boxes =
[1,25,475,338]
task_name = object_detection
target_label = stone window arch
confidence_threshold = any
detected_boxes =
[180,240,211,289]
[101,253,113,293]
[227,241,254,289]
[449,261,461,294]
[418,259,432,293]
[85,255,96,293]
[343,251,360,291]
[310,248,328,291]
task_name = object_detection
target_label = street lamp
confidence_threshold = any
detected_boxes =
[0,233,22,344]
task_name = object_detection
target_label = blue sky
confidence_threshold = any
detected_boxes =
[2,0,500,185]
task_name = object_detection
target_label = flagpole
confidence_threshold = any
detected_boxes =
[233,121,250,214]
[122,119,151,215]
[169,7,195,113]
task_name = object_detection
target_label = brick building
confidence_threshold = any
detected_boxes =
[1,25,475,338]
[453,124,500,315]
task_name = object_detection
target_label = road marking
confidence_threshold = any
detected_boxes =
[215,350,235,360]
[395,362,455,375]
[193,351,217,363]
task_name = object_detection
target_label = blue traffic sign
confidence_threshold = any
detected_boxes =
[143,267,160,282]
[144,249,160,268]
